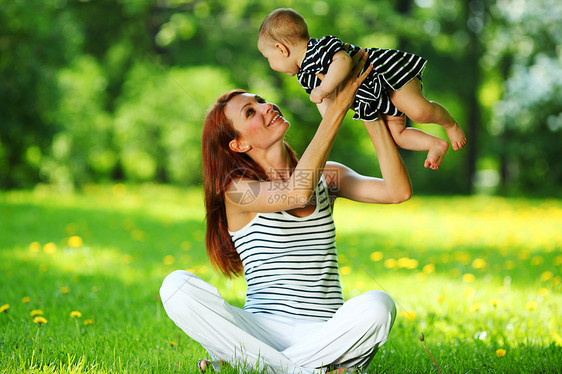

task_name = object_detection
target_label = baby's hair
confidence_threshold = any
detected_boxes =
[258,8,310,46]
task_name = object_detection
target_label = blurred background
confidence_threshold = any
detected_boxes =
[1,0,561,196]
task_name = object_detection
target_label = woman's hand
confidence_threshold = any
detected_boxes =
[317,49,372,113]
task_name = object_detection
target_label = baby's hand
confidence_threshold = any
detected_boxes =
[310,87,329,104]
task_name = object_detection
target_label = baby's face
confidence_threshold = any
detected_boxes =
[258,39,299,76]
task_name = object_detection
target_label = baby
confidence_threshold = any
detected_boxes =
[258,8,467,169]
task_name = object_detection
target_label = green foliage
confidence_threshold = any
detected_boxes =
[114,63,234,184]
[1,187,561,372]
[1,0,560,195]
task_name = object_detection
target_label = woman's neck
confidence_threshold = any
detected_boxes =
[252,143,293,181]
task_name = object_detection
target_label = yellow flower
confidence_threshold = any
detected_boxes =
[496,348,506,357]
[504,260,515,270]
[399,310,416,320]
[70,311,82,318]
[540,271,553,282]
[43,242,57,254]
[370,251,383,262]
[489,299,501,307]
[437,296,445,303]
[60,286,70,294]
[470,302,483,312]
[22,296,31,303]
[169,341,177,347]
[422,264,435,274]
[462,273,475,283]
[30,309,44,317]
[531,256,543,266]
[538,288,549,297]
[525,301,537,310]
[29,242,41,253]
[464,287,475,300]
[181,241,192,251]
[163,255,175,265]
[384,258,396,269]
[83,319,94,326]
[33,316,48,325]
[472,258,487,270]
[68,236,83,248]
[0,304,9,313]
[339,266,351,275]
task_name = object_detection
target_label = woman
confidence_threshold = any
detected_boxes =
[160,51,412,373]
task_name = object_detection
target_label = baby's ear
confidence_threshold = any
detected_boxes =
[275,43,290,57]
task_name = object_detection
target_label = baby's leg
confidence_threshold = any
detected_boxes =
[389,78,467,151]
[371,115,448,170]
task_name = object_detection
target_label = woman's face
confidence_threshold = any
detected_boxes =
[225,93,290,151]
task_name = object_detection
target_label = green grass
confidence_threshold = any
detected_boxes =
[1,184,561,373]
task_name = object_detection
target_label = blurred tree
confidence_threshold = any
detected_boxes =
[1,0,559,196]
[484,0,562,195]
[0,0,79,188]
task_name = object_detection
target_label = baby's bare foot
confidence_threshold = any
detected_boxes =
[444,122,467,151]
[424,139,449,170]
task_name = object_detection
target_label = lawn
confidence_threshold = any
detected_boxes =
[0,184,560,373]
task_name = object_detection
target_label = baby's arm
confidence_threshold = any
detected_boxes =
[310,51,352,104]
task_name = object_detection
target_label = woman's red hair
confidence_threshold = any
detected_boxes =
[202,90,297,277]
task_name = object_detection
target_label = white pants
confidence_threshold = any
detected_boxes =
[160,270,396,374]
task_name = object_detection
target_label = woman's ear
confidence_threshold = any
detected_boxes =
[275,42,290,57]
[229,139,252,153]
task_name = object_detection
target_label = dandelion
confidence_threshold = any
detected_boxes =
[525,301,537,310]
[30,310,44,317]
[340,266,351,275]
[437,296,445,303]
[496,348,506,357]
[163,255,175,266]
[531,256,543,266]
[60,286,70,294]
[43,242,57,254]
[504,260,515,270]
[422,264,435,274]
[464,287,475,300]
[169,341,177,347]
[29,242,41,253]
[370,251,383,262]
[555,255,562,266]
[83,319,94,326]
[68,236,83,248]
[540,271,553,282]
[70,311,82,318]
[384,258,396,269]
[33,316,47,325]
[122,254,132,264]
[538,288,549,297]
[489,299,501,307]
[0,304,9,313]
[472,258,487,270]
[462,273,475,283]
[22,296,31,303]
[419,333,442,374]
[399,310,416,320]
[181,241,192,251]
[470,302,483,312]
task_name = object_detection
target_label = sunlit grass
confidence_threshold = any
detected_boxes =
[1,185,560,373]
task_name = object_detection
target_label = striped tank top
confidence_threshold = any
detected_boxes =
[229,176,344,321]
